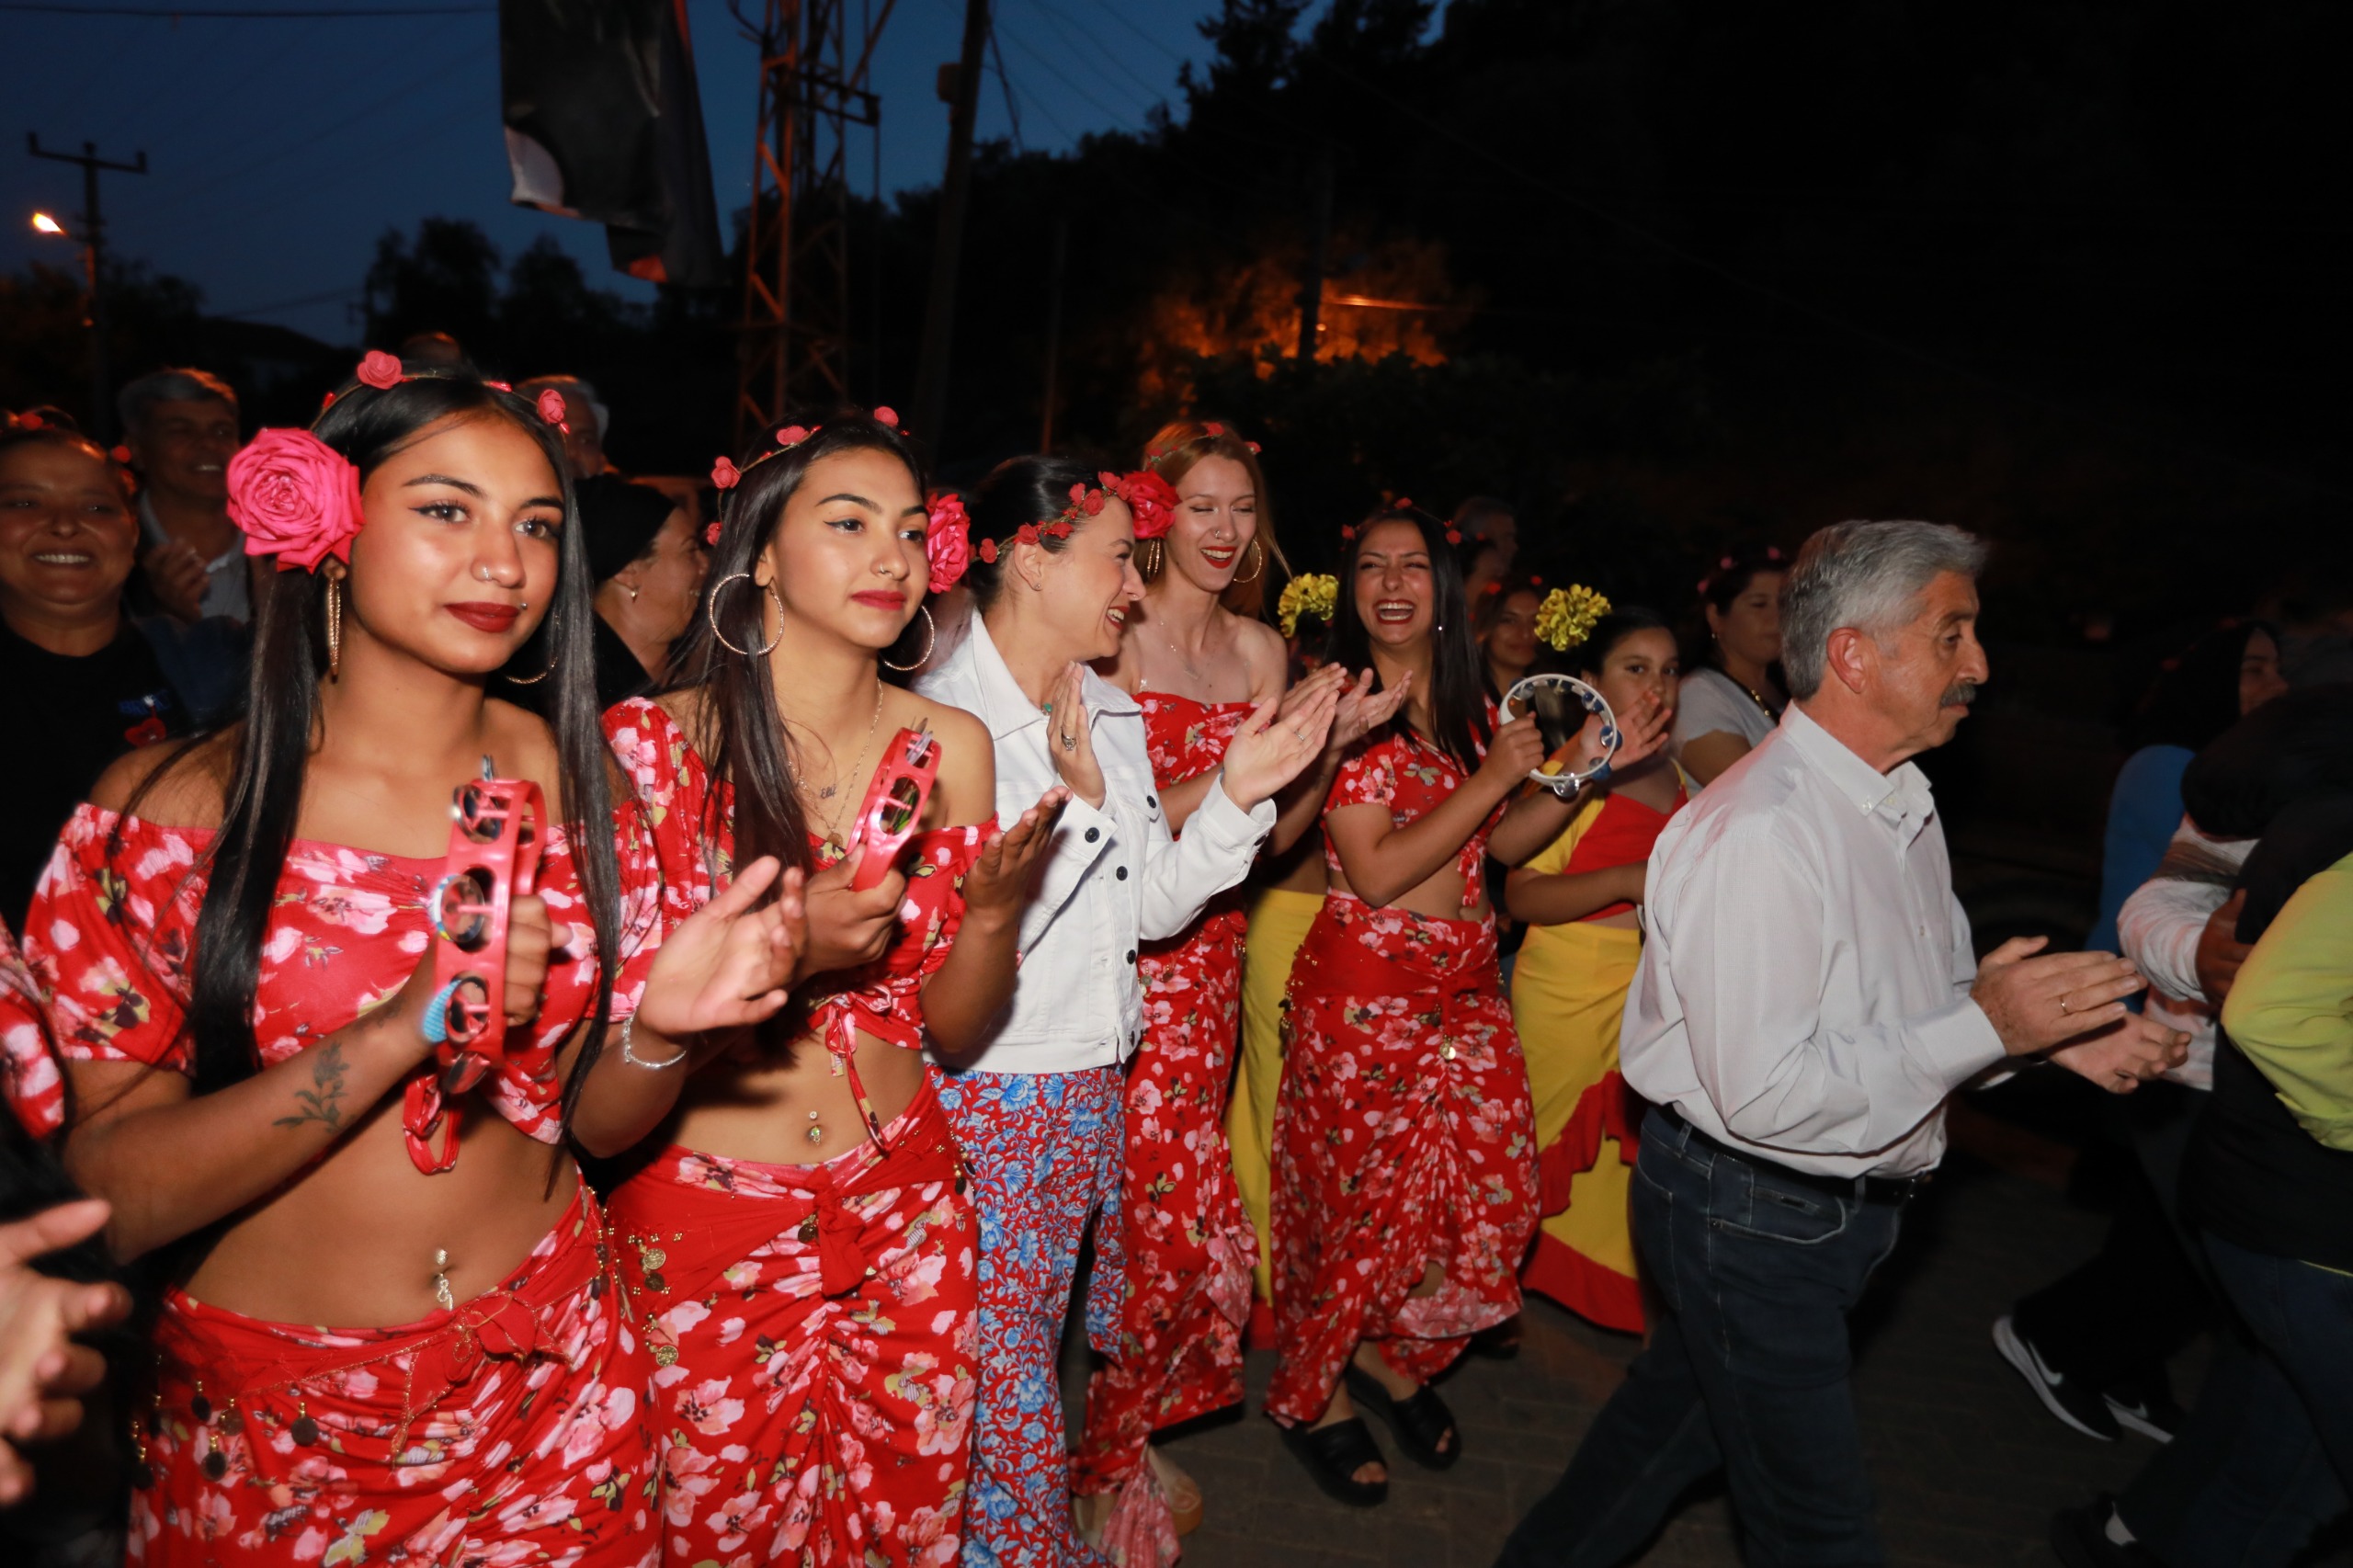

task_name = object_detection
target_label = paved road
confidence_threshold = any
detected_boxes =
[1080,1151,2347,1568]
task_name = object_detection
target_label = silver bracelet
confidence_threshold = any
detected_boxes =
[619,1013,688,1071]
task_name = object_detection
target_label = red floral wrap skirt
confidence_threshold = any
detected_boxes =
[129,1188,655,1567]
[1266,895,1539,1426]
[608,1077,979,1568]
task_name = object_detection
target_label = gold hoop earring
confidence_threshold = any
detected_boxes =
[1136,538,1164,581]
[881,605,936,674]
[506,626,558,686]
[1232,539,1264,585]
[708,572,785,657]
[324,576,342,681]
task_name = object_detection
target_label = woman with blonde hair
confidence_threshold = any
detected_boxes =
[1079,421,1393,1558]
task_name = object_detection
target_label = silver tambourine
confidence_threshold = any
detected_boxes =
[1501,674,1620,797]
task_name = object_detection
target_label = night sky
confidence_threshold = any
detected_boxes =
[1,0,1252,346]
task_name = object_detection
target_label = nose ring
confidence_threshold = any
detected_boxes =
[474,563,495,583]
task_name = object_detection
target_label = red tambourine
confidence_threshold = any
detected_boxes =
[847,725,941,891]
[402,767,546,1174]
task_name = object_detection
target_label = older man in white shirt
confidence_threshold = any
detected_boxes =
[1496,520,2187,1568]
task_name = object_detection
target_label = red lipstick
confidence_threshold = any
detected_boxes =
[449,602,522,633]
[851,590,906,610]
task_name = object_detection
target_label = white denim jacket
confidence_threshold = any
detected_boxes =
[915,613,1274,1074]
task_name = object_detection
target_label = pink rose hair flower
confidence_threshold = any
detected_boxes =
[536,388,569,428]
[710,456,742,491]
[874,405,900,428]
[226,429,366,572]
[356,350,404,390]
[925,491,972,594]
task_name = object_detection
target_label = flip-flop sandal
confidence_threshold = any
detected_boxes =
[1345,1366,1461,1471]
[1279,1416,1390,1507]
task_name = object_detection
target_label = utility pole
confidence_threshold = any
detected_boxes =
[1294,148,1332,361]
[28,135,147,441]
[1038,218,1067,452]
[911,0,992,453]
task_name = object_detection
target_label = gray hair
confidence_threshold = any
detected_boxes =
[117,368,237,434]
[1780,520,1988,699]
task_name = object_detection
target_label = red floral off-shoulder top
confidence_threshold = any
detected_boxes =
[602,698,988,1063]
[2,918,62,1138]
[20,802,663,1145]
[1324,705,1506,915]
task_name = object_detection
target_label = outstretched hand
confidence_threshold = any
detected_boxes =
[1326,667,1410,753]
[636,857,805,1039]
[1972,937,2148,1058]
[1222,680,1341,809]
[0,1199,132,1506]
[2050,1013,2191,1094]
[962,786,1070,923]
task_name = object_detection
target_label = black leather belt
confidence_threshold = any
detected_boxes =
[1655,1106,1929,1208]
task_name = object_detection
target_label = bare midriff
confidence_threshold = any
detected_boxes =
[185,1100,575,1328]
[667,1025,925,1165]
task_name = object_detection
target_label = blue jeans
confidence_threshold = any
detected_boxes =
[2120,1233,2353,1567]
[1495,1112,1904,1568]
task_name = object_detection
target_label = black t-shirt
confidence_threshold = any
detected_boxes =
[0,621,187,927]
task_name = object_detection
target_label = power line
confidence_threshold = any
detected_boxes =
[1,4,489,15]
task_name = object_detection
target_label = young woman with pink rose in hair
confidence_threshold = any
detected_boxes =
[1075,421,1402,1561]
[583,411,1063,1567]
[22,356,800,1566]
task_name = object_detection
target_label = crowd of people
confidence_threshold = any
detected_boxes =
[0,345,2347,1568]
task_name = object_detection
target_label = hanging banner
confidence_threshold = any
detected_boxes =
[499,0,724,287]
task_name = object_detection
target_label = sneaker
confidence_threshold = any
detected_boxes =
[2102,1376,2186,1444]
[2051,1495,2165,1568]
[1994,1314,2120,1441]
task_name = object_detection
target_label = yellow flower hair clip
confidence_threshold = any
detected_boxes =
[1279,574,1338,638]
[1535,585,1611,651]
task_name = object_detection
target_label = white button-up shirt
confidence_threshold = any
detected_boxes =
[1621,703,2005,1177]
[915,613,1274,1074]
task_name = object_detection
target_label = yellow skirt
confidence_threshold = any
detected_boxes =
[1511,918,1645,1333]
[1231,887,1324,1305]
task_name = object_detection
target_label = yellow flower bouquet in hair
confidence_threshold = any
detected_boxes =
[1535,585,1610,651]
[1279,574,1338,638]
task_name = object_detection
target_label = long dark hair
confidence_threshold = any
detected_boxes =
[660,412,926,890]
[1575,606,1677,679]
[2127,618,2277,754]
[1693,542,1787,676]
[961,454,1101,609]
[129,374,620,1128]
[1328,506,1492,773]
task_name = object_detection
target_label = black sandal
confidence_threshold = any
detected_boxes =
[1345,1366,1461,1471]
[1279,1416,1390,1507]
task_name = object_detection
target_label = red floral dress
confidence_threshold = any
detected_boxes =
[1072,693,1258,1562]
[603,697,983,1568]
[1,917,62,1138]
[23,803,664,1568]
[1265,725,1539,1426]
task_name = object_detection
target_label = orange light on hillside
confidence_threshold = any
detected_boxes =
[31,211,68,236]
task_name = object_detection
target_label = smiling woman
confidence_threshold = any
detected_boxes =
[0,425,191,926]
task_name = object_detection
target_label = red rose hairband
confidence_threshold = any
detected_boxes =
[709,405,904,500]
[971,470,1174,566]
[230,354,564,573]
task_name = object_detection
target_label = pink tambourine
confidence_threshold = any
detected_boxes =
[403,762,546,1175]
[847,725,941,892]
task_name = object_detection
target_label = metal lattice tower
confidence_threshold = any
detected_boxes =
[734,0,891,443]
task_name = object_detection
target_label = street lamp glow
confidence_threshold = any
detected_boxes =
[31,211,66,236]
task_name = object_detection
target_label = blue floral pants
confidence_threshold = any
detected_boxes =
[936,1063,1126,1567]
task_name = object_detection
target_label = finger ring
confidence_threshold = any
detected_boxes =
[1062,733,1076,752]
[2059,994,2073,1016]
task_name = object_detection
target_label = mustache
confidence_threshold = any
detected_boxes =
[1940,680,1980,708]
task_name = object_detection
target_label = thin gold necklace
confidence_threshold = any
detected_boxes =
[802,683,885,847]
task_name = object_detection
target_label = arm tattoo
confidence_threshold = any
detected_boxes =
[272,1043,349,1132]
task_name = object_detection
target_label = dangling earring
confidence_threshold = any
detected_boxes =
[1136,538,1164,580]
[324,576,343,681]
[881,605,936,673]
[708,572,785,657]
[1232,539,1264,585]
